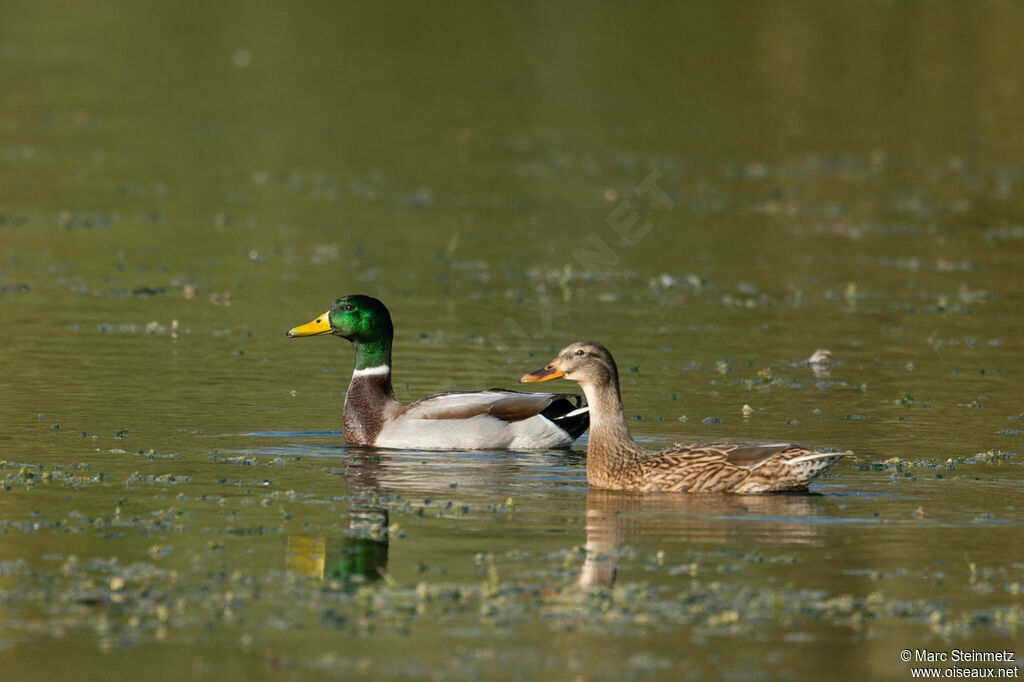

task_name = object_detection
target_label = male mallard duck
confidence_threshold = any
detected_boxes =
[287,295,589,449]
[521,341,849,493]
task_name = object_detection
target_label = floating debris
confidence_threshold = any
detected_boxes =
[808,349,833,365]
[0,283,30,294]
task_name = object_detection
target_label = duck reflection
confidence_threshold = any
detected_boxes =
[286,453,389,583]
[580,489,829,587]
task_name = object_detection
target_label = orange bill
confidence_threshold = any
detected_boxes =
[519,365,564,383]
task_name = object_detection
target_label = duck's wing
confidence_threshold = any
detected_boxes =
[376,390,588,450]
[641,442,847,493]
[402,389,586,424]
[705,442,810,469]
[640,446,752,493]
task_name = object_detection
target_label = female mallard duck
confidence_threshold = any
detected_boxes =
[521,341,849,493]
[287,295,589,449]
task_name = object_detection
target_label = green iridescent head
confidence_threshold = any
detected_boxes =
[288,294,394,369]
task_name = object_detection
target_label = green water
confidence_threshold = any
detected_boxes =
[2,2,1023,680]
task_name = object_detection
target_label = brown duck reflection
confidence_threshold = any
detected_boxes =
[580,489,830,588]
[286,453,389,583]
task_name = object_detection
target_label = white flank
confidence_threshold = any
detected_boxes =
[352,365,390,379]
[375,414,572,450]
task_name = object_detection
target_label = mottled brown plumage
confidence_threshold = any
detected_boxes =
[521,341,850,493]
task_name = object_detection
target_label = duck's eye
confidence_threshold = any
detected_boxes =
[343,304,355,312]
[574,349,585,356]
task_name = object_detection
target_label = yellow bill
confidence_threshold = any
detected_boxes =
[287,311,333,338]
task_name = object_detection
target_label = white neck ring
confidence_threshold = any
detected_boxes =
[352,364,390,378]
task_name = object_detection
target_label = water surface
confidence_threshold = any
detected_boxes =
[2,2,1023,680]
